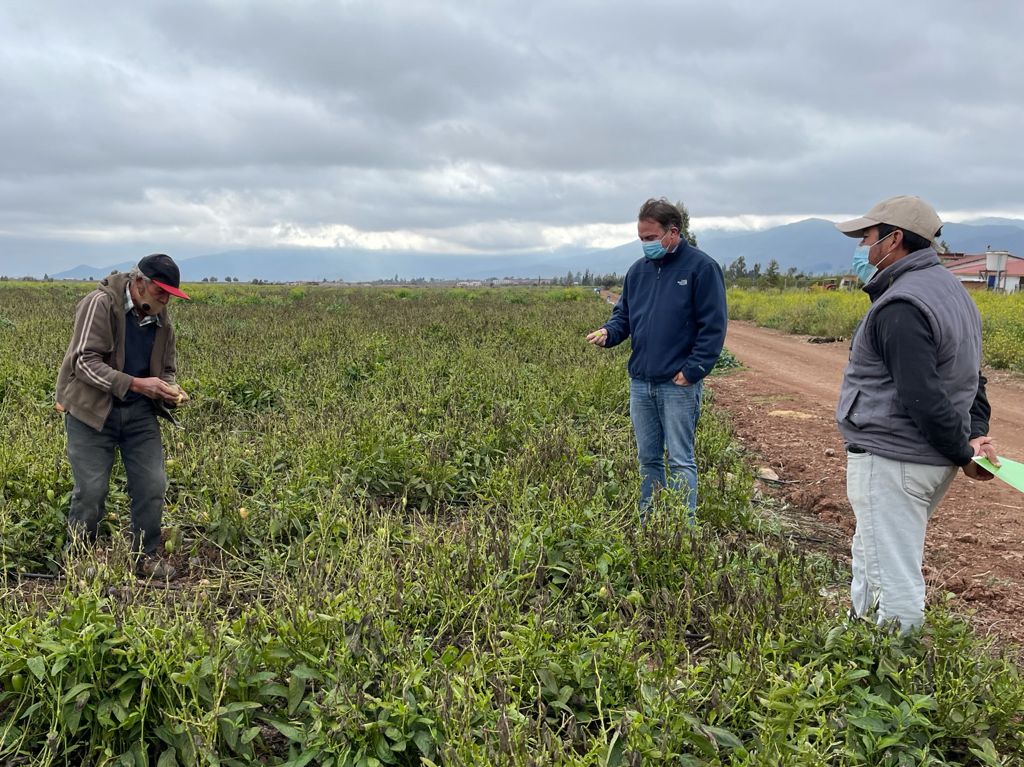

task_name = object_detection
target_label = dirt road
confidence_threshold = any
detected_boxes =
[709,322,1024,643]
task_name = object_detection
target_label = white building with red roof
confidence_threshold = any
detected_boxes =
[945,251,1023,293]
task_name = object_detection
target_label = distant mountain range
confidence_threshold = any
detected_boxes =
[694,218,1024,275]
[48,247,604,283]
[31,216,1024,283]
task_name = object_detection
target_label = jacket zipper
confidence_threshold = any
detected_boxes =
[648,263,662,380]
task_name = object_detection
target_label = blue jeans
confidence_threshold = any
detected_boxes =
[65,399,167,556]
[629,378,703,520]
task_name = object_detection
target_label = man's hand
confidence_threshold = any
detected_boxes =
[586,328,609,347]
[131,376,180,403]
[963,435,1000,480]
[672,371,691,386]
[970,436,999,464]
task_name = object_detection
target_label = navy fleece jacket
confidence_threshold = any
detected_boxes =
[602,243,727,384]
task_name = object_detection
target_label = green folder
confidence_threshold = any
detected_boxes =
[973,456,1024,494]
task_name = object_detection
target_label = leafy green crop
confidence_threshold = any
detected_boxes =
[0,284,1021,766]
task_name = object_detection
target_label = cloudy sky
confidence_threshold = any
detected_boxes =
[2,0,1023,273]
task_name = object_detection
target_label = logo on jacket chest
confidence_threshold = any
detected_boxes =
[676,279,687,286]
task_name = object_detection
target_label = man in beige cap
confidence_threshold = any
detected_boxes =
[834,195,998,630]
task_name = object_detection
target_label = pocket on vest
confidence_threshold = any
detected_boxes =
[838,387,863,427]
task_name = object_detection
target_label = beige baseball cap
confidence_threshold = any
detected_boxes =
[835,195,943,244]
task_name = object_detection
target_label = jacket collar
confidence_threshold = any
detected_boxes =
[863,247,940,302]
[99,271,169,327]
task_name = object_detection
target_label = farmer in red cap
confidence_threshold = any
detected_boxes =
[56,254,191,579]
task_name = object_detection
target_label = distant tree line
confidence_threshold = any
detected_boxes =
[724,256,818,289]
[549,270,623,288]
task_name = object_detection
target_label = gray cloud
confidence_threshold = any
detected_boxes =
[2,0,1023,272]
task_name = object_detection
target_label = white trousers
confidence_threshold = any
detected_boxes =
[846,450,958,630]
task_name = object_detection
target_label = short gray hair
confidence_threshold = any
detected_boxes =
[128,266,152,284]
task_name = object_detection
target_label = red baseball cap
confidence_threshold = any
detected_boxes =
[138,253,190,299]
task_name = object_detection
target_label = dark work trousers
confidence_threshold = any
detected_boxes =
[65,399,166,556]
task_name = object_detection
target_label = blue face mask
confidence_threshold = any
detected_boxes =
[851,231,896,283]
[641,235,668,260]
[851,245,875,283]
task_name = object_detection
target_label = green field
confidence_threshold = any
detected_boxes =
[726,288,1024,374]
[1,283,1022,766]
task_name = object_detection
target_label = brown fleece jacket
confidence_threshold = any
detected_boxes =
[56,272,178,432]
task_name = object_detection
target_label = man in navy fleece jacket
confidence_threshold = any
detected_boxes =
[587,198,727,519]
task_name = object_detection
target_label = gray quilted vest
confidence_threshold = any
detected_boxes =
[836,248,981,465]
